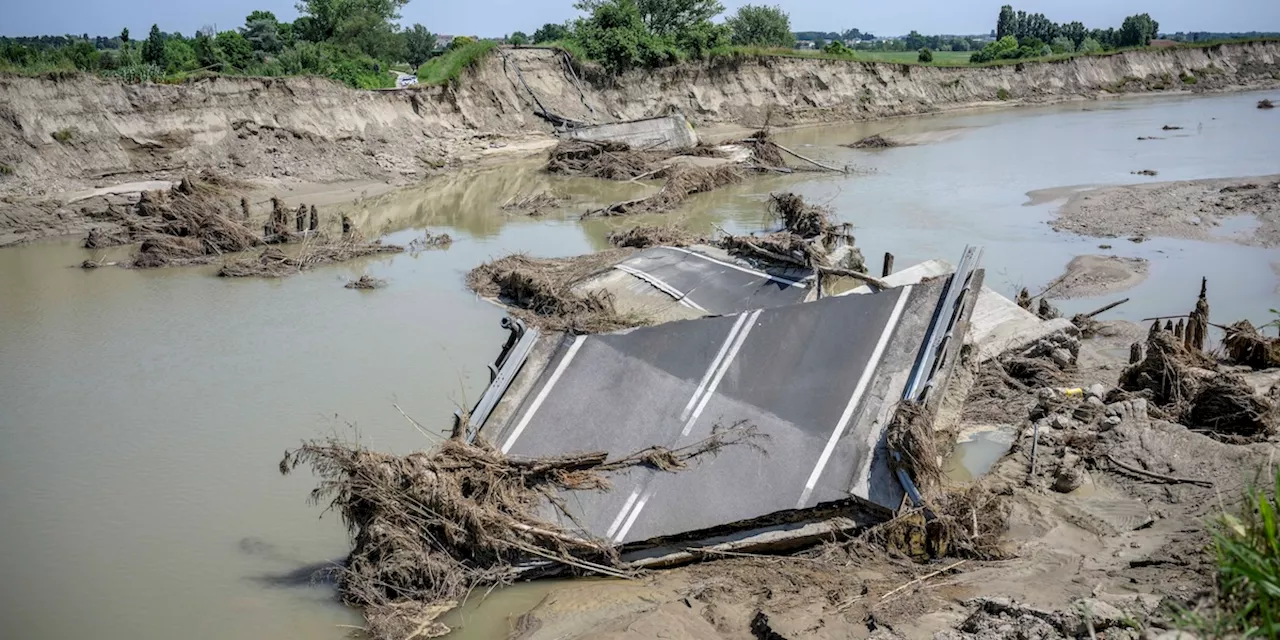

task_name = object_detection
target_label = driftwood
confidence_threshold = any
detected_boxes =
[772,142,847,173]
[1084,298,1130,318]
[1106,455,1213,487]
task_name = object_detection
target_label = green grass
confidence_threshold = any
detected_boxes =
[1181,72,1198,85]
[1179,468,1280,637]
[416,40,499,86]
[0,163,13,176]
[996,88,1010,100]
[52,127,75,143]
[853,50,974,65]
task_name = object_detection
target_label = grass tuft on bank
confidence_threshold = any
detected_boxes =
[416,40,498,86]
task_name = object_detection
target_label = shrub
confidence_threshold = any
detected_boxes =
[101,63,164,83]
[0,163,13,175]
[448,36,477,51]
[1180,72,1197,85]
[52,127,76,143]
[416,40,498,86]
[997,88,1011,100]
[1078,37,1104,54]
[823,40,853,56]
[918,48,933,63]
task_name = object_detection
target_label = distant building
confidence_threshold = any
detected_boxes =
[796,40,816,50]
[435,35,455,50]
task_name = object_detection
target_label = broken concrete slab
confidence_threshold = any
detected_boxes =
[841,259,1075,362]
[562,114,699,151]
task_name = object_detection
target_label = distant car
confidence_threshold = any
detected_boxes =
[398,75,418,88]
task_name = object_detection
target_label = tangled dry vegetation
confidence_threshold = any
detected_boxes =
[501,192,564,217]
[720,192,870,280]
[546,139,724,181]
[218,235,403,278]
[345,275,387,290]
[606,223,707,249]
[466,250,647,333]
[583,164,744,217]
[280,424,764,640]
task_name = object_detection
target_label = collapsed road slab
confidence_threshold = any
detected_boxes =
[471,256,983,545]
[562,114,699,151]
[577,245,813,322]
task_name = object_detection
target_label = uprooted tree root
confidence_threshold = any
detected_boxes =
[124,176,263,268]
[719,192,867,280]
[466,250,646,333]
[1224,320,1280,369]
[607,224,707,249]
[583,165,744,218]
[280,424,765,640]
[346,275,387,290]
[217,236,404,278]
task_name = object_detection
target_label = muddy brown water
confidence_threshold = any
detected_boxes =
[1,90,1278,640]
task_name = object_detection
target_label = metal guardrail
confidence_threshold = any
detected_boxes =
[462,317,539,443]
[894,245,984,506]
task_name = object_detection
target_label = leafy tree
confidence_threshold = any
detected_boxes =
[726,4,792,48]
[509,31,529,46]
[917,47,933,63]
[295,0,410,58]
[636,0,723,38]
[120,28,130,44]
[1119,13,1159,47]
[142,25,165,65]
[673,19,728,58]
[996,5,1015,40]
[951,39,970,52]
[215,31,253,69]
[164,38,196,72]
[533,23,571,43]
[1077,37,1103,54]
[193,31,219,67]
[244,17,282,53]
[1049,36,1074,54]
[67,40,101,70]
[247,10,279,24]
[404,24,436,67]
[903,30,926,51]
[1061,21,1087,48]
[572,0,676,75]
[277,22,297,48]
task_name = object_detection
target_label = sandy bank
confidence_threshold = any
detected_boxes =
[1046,255,1150,299]
[1048,175,1280,246]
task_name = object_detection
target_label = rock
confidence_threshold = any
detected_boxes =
[1072,598,1127,630]
[1036,387,1057,401]
[1051,414,1074,430]
[1104,415,1122,428]
[1088,383,1107,399]
[1051,348,1074,368]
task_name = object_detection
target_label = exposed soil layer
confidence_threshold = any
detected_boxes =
[1050,175,1280,246]
[1045,254,1150,299]
[3,42,1278,244]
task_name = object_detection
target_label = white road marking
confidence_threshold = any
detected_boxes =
[796,285,914,508]
[613,487,653,542]
[667,246,808,289]
[500,335,587,454]
[613,264,707,311]
[605,488,642,538]
[680,313,749,421]
[681,309,762,436]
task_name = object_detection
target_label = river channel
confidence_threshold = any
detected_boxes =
[1,90,1277,640]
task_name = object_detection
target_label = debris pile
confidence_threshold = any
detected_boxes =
[466,251,646,333]
[217,237,404,278]
[502,192,564,216]
[583,165,744,217]
[607,224,706,249]
[279,425,763,639]
[407,230,453,251]
[345,275,386,290]
[117,176,262,268]
[1259,99,1275,109]
[1224,320,1280,369]
[738,130,787,167]
[719,192,867,276]
[547,140,724,181]
[844,134,900,149]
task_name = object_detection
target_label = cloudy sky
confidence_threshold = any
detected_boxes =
[3,0,1278,38]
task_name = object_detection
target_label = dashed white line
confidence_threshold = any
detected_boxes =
[613,264,708,312]
[500,335,587,454]
[613,487,654,542]
[796,285,913,508]
[605,488,642,539]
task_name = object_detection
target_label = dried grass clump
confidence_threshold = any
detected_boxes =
[843,134,899,149]
[280,424,764,639]
[122,174,264,268]
[1224,320,1280,369]
[584,165,744,217]
[607,224,705,249]
[466,251,645,333]
[929,483,1012,560]
[886,401,943,495]
[218,238,404,278]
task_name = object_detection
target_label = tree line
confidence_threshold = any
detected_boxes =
[0,0,449,88]
[971,5,1159,63]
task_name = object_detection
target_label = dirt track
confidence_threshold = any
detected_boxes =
[1050,175,1280,247]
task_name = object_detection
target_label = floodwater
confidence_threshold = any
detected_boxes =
[1,90,1278,640]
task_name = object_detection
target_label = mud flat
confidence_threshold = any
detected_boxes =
[1047,175,1280,246]
[1046,254,1150,299]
